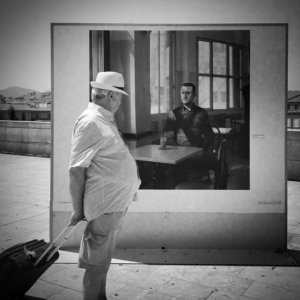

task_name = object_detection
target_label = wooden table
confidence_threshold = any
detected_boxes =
[131,145,203,189]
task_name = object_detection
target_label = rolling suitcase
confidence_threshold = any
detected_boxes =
[0,223,79,300]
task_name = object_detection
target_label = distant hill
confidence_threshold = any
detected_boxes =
[0,86,42,99]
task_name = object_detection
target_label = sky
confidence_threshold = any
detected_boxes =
[0,0,299,92]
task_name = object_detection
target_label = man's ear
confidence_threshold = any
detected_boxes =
[108,91,114,100]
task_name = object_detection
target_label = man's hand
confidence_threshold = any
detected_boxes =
[133,193,139,202]
[69,211,85,226]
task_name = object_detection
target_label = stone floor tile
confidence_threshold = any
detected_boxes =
[156,278,214,300]
[41,266,84,292]
[0,223,34,238]
[106,279,127,296]
[0,235,22,252]
[288,193,300,205]
[288,226,300,234]
[1,207,48,219]
[121,263,161,273]
[29,213,49,222]
[40,264,66,279]
[47,288,83,300]
[154,265,200,283]
[206,290,258,300]
[288,218,300,226]
[116,269,172,291]
[108,284,145,300]
[57,263,79,270]
[288,233,300,250]
[271,266,300,276]
[25,279,64,299]
[244,281,300,300]
[107,264,132,280]
[291,185,300,197]
[0,208,29,218]
[22,205,49,214]
[15,230,50,243]
[238,266,300,292]
[195,266,247,277]
[9,219,49,232]
[0,202,36,210]
[134,290,181,300]
[0,213,24,225]
[193,272,253,295]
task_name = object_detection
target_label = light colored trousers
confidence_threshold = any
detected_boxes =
[78,208,128,300]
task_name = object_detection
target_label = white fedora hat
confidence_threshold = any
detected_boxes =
[90,72,129,96]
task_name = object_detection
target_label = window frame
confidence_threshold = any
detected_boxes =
[150,31,175,133]
[196,37,245,111]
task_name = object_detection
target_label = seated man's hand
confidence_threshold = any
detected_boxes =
[69,211,85,226]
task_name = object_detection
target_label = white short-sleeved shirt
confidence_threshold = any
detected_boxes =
[70,102,141,221]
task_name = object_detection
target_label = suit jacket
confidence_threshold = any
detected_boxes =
[165,103,214,150]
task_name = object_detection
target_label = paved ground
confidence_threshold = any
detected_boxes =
[0,153,300,300]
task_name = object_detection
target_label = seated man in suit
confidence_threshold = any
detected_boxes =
[164,82,215,185]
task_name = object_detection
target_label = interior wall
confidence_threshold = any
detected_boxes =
[109,31,152,135]
[110,31,136,132]
[134,32,151,134]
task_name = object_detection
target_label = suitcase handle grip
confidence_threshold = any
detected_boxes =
[33,223,79,268]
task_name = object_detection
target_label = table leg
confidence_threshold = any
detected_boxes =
[150,162,163,189]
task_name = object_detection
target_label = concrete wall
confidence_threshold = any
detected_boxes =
[0,121,51,157]
[287,129,300,180]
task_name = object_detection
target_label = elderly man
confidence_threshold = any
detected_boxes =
[68,72,140,300]
[165,82,215,185]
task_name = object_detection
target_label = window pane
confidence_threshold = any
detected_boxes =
[213,43,226,75]
[198,76,210,108]
[150,31,159,114]
[229,46,241,77]
[213,77,226,109]
[160,31,169,113]
[229,78,241,108]
[198,41,210,74]
[150,31,170,114]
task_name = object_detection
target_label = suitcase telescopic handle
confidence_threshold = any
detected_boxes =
[33,223,79,268]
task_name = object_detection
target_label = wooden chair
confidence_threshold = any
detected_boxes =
[188,125,221,183]
[217,114,227,127]
[232,120,243,155]
[175,139,228,190]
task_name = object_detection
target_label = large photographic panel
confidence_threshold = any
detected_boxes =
[51,24,287,251]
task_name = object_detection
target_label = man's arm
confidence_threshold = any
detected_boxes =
[69,166,86,225]
[165,110,178,145]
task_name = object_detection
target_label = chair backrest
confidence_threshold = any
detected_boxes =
[233,120,242,133]
[223,115,235,129]
[214,138,228,189]
[211,125,221,154]
[217,114,227,127]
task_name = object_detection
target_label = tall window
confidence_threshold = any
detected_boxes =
[150,31,170,114]
[197,39,244,110]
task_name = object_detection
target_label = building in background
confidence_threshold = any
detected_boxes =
[0,103,51,121]
[287,91,300,128]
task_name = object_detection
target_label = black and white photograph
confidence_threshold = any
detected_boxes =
[0,1,300,300]
[89,30,250,190]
